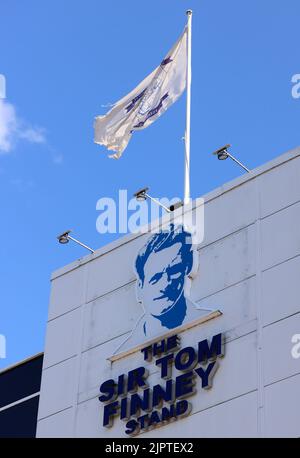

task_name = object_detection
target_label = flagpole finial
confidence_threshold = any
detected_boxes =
[186,9,192,16]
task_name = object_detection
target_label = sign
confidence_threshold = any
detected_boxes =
[99,332,225,436]
[98,225,225,435]
[112,224,222,360]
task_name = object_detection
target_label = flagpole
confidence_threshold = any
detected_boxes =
[184,9,192,205]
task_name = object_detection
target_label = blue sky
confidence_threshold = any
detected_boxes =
[0,0,299,369]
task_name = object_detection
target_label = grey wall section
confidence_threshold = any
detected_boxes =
[37,147,300,438]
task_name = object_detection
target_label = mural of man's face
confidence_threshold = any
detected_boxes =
[139,242,188,317]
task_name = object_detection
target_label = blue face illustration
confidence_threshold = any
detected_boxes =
[135,226,194,322]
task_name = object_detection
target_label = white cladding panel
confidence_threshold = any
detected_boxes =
[262,255,300,326]
[263,313,300,386]
[201,179,257,246]
[265,373,300,438]
[82,284,141,350]
[194,225,256,300]
[37,408,75,438]
[49,264,87,320]
[259,155,300,217]
[261,201,300,271]
[38,357,76,419]
[37,148,300,438]
[86,236,147,302]
[146,391,259,438]
[44,307,82,369]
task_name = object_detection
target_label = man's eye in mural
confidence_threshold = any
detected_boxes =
[149,272,164,285]
[168,271,181,281]
[165,264,182,281]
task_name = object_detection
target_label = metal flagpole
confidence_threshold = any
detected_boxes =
[184,9,192,205]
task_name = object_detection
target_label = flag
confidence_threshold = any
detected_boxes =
[94,28,187,158]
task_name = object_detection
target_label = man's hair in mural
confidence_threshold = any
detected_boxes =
[135,224,193,286]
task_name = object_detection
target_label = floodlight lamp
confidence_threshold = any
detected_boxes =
[57,230,95,253]
[57,230,71,245]
[213,144,231,161]
[133,187,171,213]
[134,187,149,202]
[212,144,250,173]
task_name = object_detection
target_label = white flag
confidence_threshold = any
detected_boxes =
[94,28,187,158]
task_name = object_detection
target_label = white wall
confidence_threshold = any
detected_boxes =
[37,147,300,438]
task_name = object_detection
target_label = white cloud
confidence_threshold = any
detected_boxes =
[19,127,46,144]
[0,99,46,154]
[0,99,17,152]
